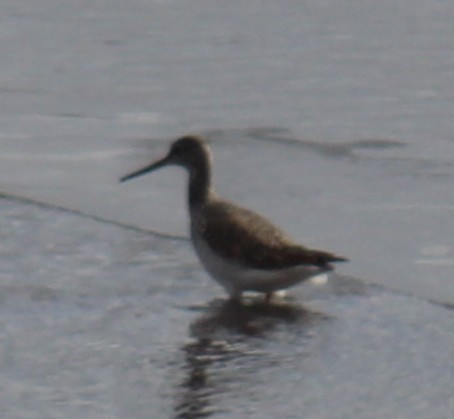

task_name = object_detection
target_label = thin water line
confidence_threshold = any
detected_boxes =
[0,191,187,241]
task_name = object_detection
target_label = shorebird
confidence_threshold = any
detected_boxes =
[120,135,347,302]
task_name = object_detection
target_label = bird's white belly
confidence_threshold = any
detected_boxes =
[192,234,322,297]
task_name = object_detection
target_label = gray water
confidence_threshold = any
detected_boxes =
[1,1,454,417]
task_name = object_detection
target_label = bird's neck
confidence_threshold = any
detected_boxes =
[188,158,214,209]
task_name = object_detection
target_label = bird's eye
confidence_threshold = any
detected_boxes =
[173,145,183,154]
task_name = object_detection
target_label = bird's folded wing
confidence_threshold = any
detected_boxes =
[197,201,345,270]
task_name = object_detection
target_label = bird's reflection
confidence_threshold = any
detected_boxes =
[174,297,328,418]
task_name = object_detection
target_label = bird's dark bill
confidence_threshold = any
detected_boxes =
[120,155,170,182]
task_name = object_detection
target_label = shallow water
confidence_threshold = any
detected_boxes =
[1,198,453,418]
[1,1,454,417]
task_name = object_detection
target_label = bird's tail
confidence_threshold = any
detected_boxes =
[313,250,349,269]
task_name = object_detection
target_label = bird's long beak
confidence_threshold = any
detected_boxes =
[120,154,172,182]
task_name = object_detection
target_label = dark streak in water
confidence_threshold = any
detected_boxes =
[245,128,406,159]
[340,273,454,313]
[51,112,109,120]
[0,191,186,241]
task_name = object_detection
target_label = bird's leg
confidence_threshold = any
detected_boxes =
[229,292,242,305]
[265,292,274,304]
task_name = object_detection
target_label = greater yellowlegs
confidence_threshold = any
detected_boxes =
[120,135,347,302]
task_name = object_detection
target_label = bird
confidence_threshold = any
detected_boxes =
[120,135,348,302]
